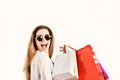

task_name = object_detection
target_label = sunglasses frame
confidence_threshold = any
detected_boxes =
[35,34,52,42]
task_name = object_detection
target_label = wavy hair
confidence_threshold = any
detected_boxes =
[24,25,54,80]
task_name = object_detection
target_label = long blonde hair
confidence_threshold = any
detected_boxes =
[24,25,54,80]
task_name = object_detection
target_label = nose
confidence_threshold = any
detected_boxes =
[41,36,46,42]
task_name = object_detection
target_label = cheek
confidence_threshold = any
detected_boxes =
[48,40,51,47]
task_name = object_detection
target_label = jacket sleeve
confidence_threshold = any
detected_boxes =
[31,52,52,80]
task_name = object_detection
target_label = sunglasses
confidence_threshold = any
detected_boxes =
[36,34,52,41]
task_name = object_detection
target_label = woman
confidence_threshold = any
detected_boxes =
[24,25,77,80]
[24,25,54,80]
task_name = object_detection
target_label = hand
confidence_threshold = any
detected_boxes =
[59,45,68,53]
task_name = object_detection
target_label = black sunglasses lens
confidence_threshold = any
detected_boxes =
[37,36,43,41]
[45,35,51,40]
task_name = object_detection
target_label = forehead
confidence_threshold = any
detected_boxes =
[36,29,49,36]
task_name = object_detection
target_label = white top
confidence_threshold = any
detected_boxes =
[31,51,53,80]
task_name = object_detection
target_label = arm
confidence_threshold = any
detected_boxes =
[31,54,40,80]
[31,52,52,80]
[38,53,52,80]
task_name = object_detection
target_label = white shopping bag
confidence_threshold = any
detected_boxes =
[52,51,78,80]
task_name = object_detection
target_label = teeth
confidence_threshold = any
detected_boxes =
[41,44,47,47]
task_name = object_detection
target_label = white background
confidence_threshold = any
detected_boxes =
[0,0,120,80]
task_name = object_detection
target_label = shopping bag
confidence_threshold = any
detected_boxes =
[68,45,109,80]
[99,62,109,80]
[52,50,78,80]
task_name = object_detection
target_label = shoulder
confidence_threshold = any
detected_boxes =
[31,51,51,67]
[31,51,47,65]
[35,51,49,58]
[32,51,49,62]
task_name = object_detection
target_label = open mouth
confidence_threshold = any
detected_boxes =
[41,44,48,49]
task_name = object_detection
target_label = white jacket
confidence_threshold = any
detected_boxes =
[31,51,53,80]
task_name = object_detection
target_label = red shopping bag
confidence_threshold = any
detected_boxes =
[68,45,109,80]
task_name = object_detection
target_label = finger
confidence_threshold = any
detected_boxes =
[59,46,63,52]
[63,45,67,53]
